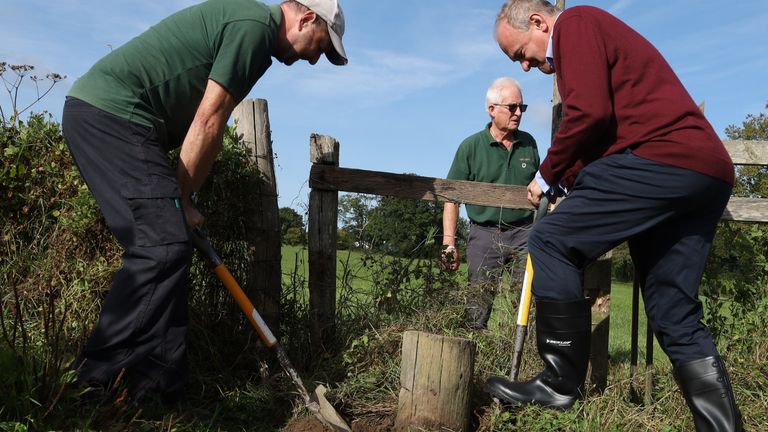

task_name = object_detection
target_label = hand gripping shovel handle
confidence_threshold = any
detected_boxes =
[509,196,549,380]
[189,227,278,348]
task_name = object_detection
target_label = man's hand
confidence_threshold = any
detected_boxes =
[527,178,544,207]
[181,198,205,229]
[441,202,461,271]
[440,245,460,272]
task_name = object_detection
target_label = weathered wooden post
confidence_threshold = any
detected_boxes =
[308,134,340,354]
[395,331,476,432]
[583,253,612,393]
[232,99,282,332]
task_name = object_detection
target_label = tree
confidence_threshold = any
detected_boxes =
[366,194,443,258]
[338,193,376,249]
[279,207,305,245]
[283,227,306,246]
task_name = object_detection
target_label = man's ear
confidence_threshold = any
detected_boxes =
[529,13,548,32]
[299,10,318,30]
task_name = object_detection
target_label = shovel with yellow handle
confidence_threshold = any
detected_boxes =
[509,196,549,381]
[190,227,351,432]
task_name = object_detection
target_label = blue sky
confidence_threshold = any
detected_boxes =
[3,0,767,213]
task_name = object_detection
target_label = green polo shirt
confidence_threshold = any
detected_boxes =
[447,124,540,224]
[68,0,280,149]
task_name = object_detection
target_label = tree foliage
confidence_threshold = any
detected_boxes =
[337,191,471,257]
[279,206,305,245]
[366,194,443,258]
[337,193,376,249]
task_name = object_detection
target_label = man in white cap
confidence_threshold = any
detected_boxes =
[62,0,347,404]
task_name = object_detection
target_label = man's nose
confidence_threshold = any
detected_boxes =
[520,61,531,72]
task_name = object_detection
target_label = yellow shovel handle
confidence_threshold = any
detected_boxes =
[213,264,278,348]
[516,254,535,326]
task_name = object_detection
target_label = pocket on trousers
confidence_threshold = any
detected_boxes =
[121,177,189,247]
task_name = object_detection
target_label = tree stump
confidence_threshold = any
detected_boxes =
[394,331,476,432]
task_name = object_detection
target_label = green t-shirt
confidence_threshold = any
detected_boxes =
[68,0,280,149]
[447,124,540,224]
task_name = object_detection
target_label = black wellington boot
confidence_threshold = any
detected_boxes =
[485,298,591,410]
[675,356,742,432]
[465,292,494,330]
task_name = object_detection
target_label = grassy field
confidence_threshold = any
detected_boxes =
[281,245,376,292]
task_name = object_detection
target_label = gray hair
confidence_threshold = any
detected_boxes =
[496,0,562,31]
[485,77,522,109]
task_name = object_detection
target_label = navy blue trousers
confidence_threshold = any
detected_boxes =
[529,151,731,366]
[62,97,191,398]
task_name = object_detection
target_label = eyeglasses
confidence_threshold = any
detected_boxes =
[493,103,528,113]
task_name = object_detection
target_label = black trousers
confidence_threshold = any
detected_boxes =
[529,151,731,366]
[62,98,191,397]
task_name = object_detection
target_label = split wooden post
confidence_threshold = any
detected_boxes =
[583,252,612,393]
[232,99,282,332]
[308,134,340,354]
[395,331,476,432]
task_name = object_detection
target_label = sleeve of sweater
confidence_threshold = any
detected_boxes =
[539,11,613,188]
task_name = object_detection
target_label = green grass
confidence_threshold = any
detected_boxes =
[607,281,668,366]
[281,245,374,292]
[280,245,466,301]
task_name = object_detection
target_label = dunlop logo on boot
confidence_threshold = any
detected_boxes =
[546,338,572,347]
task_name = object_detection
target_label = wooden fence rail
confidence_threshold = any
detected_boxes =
[309,164,529,209]
[723,140,768,165]
[310,159,768,223]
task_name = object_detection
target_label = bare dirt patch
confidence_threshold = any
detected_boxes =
[283,416,332,432]
[282,414,394,432]
[351,415,394,432]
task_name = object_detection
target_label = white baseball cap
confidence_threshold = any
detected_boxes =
[294,0,348,65]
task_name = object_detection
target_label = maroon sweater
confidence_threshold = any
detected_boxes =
[542,6,734,189]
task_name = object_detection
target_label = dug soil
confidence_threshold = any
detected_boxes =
[283,415,394,432]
